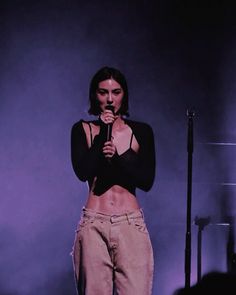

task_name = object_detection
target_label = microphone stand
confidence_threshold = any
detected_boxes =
[185,109,195,289]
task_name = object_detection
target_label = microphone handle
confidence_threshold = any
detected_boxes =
[107,123,113,141]
[105,105,114,141]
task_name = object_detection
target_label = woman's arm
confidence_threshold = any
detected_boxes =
[71,120,107,182]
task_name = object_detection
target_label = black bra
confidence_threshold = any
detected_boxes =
[87,122,134,150]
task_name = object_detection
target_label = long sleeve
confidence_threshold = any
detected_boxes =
[112,121,156,192]
[71,120,107,182]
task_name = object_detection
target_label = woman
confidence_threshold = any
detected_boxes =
[71,66,156,295]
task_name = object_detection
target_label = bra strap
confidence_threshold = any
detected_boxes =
[130,132,134,149]
[88,122,93,146]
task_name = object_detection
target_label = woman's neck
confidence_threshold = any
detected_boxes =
[112,116,125,131]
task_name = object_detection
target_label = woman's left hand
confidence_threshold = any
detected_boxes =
[102,140,117,158]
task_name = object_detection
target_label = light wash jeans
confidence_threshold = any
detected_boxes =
[72,207,154,295]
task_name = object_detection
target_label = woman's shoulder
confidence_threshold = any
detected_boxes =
[124,118,153,132]
[124,119,155,146]
[72,119,99,129]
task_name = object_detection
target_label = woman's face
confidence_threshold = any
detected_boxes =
[96,78,124,114]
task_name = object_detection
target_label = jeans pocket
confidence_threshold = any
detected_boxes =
[76,216,94,233]
[131,218,149,234]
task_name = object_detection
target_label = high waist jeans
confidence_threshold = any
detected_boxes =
[72,207,154,295]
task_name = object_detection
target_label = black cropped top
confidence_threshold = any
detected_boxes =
[71,118,156,196]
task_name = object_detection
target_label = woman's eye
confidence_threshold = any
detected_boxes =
[97,89,107,95]
[113,90,122,95]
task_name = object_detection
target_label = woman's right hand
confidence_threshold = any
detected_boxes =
[100,109,117,125]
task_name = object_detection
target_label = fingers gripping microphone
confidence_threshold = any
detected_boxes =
[105,105,114,141]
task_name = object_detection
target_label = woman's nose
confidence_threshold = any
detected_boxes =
[107,93,113,104]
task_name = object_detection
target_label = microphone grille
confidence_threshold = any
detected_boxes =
[105,105,114,113]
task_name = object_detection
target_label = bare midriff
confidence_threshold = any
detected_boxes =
[85,185,140,215]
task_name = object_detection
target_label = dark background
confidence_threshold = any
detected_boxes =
[1,1,236,294]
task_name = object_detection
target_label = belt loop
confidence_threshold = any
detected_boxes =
[126,213,131,224]
[140,208,145,220]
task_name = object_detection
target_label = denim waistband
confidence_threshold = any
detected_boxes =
[82,207,144,224]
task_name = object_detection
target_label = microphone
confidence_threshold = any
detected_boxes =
[105,105,114,141]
